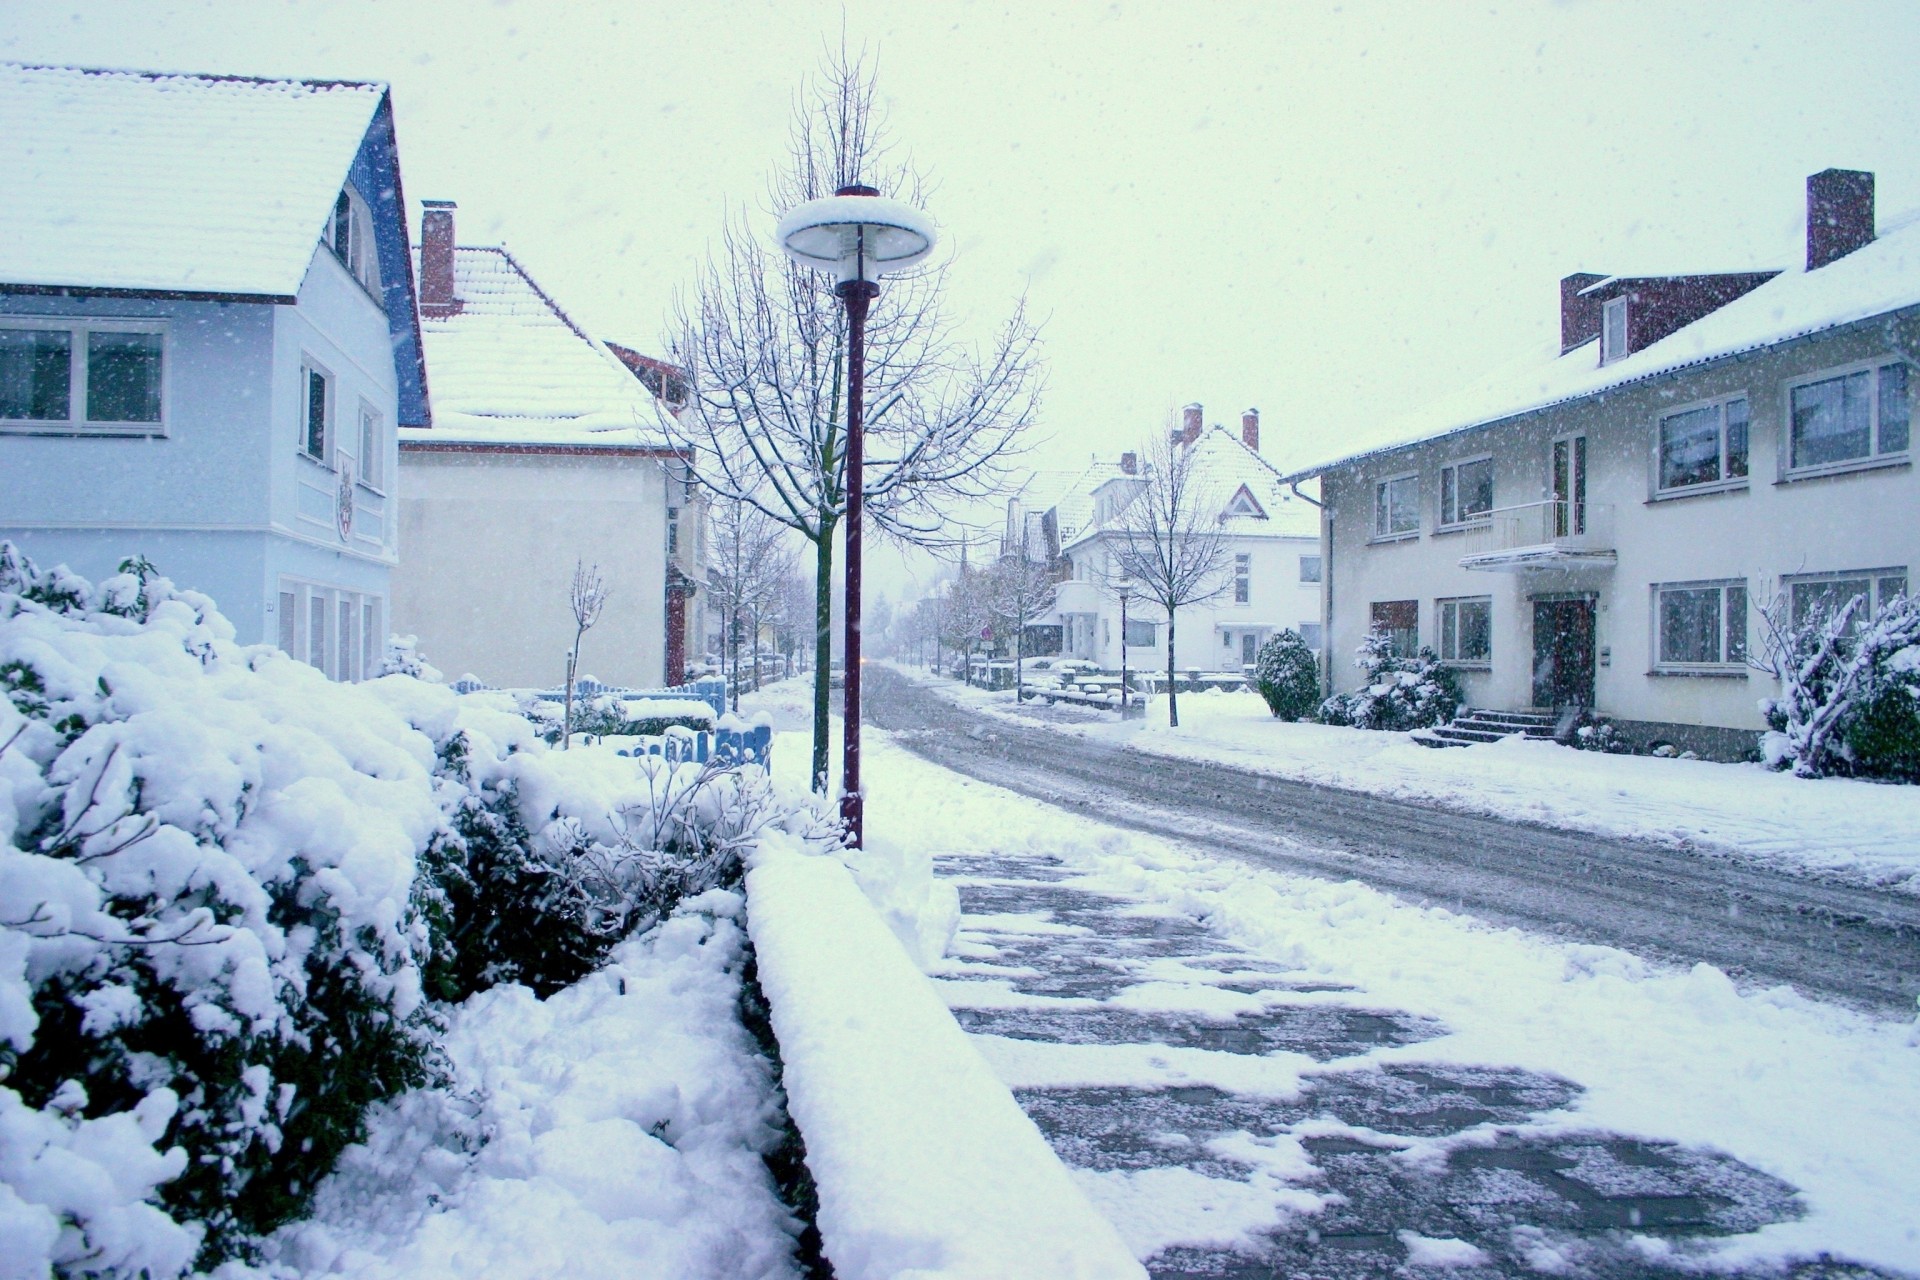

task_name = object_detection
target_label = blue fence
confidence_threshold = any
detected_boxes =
[617,723,773,768]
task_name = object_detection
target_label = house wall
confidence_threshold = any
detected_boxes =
[1324,309,1920,757]
[392,449,671,689]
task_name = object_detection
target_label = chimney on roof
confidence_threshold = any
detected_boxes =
[1560,273,1607,353]
[1807,169,1875,270]
[1181,402,1202,444]
[420,200,461,317]
[1241,408,1260,453]
[1120,451,1138,475]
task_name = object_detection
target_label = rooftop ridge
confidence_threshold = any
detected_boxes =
[3,60,385,94]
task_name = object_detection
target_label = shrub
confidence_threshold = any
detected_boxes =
[1759,592,1920,780]
[1253,630,1321,721]
[1318,628,1462,731]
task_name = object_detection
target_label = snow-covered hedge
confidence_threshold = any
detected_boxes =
[0,546,779,1275]
[1759,592,1920,781]
[1318,628,1462,731]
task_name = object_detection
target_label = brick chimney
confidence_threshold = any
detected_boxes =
[1560,273,1607,353]
[1120,451,1138,475]
[1241,408,1260,453]
[420,199,461,317]
[1807,169,1874,271]
[1181,402,1202,444]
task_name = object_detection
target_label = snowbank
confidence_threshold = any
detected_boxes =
[262,892,800,1280]
[744,837,1144,1280]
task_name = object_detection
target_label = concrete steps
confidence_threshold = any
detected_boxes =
[1412,708,1561,750]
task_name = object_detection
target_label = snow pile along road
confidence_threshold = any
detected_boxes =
[745,834,1145,1280]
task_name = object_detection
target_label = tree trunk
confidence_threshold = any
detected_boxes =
[1166,611,1179,727]
[1014,598,1026,705]
[751,607,762,692]
[810,523,836,794]
[562,646,577,750]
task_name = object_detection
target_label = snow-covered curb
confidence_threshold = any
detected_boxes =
[744,835,1144,1280]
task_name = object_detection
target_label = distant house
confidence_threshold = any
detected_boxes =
[0,62,429,679]
[1277,169,1920,758]
[391,201,705,688]
[1041,405,1322,671]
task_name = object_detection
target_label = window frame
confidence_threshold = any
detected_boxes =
[0,317,169,436]
[1370,599,1419,658]
[1784,567,1908,633]
[322,184,383,299]
[1232,553,1251,604]
[1123,617,1156,649]
[1601,296,1628,364]
[1783,357,1911,480]
[1371,472,1420,542]
[1437,455,1495,528]
[1299,553,1322,584]
[1652,392,1750,498]
[1651,578,1749,673]
[279,577,385,681]
[356,399,384,491]
[300,357,334,467]
[1436,595,1493,668]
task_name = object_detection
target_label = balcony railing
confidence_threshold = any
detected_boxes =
[1455,500,1616,571]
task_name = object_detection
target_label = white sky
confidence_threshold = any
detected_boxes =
[7,0,1920,599]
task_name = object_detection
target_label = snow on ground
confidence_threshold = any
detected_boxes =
[840,716,1920,1276]
[253,892,800,1280]
[893,663,1920,895]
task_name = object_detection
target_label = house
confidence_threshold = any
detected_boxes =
[1044,405,1323,671]
[390,200,705,689]
[0,63,429,678]
[1278,169,1919,759]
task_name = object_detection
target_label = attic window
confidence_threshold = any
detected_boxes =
[324,186,382,296]
[1223,485,1267,518]
[1600,297,1627,364]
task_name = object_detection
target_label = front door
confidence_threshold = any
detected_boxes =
[1531,597,1595,709]
[1241,632,1257,666]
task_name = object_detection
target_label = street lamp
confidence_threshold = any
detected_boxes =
[1116,577,1135,716]
[777,185,936,849]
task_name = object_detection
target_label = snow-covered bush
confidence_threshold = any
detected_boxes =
[516,693,713,747]
[1252,629,1320,721]
[1571,713,1634,754]
[1759,592,1920,780]
[377,633,441,682]
[1317,628,1463,731]
[0,547,442,1269]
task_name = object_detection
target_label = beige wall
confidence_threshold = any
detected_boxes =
[1325,308,1920,737]
[392,449,674,689]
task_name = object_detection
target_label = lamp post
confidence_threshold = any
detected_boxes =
[777,185,935,848]
[1116,578,1135,715]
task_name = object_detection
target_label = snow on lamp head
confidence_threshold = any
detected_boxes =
[776,184,936,287]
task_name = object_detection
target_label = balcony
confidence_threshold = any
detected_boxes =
[1455,501,1616,573]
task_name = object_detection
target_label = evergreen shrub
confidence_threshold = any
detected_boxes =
[1317,628,1463,731]
[1253,630,1321,721]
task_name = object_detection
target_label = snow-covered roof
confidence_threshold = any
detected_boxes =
[1063,426,1319,552]
[1279,209,1920,482]
[0,63,387,297]
[403,246,674,450]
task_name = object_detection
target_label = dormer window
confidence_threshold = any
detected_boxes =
[1600,296,1628,364]
[1223,484,1268,519]
[323,186,381,295]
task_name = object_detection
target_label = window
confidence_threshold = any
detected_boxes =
[668,507,680,556]
[0,321,164,432]
[1233,554,1251,604]
[1658,396,1749,492]
[1373,473,1419,539]
[1371,599,1418,658]
[1655,580,1748,669]
[323,186,381,294]
[1438,597,1493,665]
[1124,618,1156,648]
[1787,569,1908,632]
[302,361,332,463]
[278,590,298,655]
[281,578,384,681]
[1438,457,1494,526]
[1601,297,1627,364]
[1299,554,1322,584]
[1788,361,1909,474]
[357,402,382,488]
[1299,622,1324,649]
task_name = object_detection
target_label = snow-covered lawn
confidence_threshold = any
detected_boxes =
[259,895,800,1280]
[845,721,1920,1276]
[896,665,1920,895]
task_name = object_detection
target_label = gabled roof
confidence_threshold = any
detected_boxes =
[1061,425,1319,552]
[0,63,389,297]
[1279,209,1920,483]
[403,245,674,450]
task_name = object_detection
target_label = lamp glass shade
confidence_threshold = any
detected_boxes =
[777,193,936,282]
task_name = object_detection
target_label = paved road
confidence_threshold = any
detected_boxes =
[865,667,1920,1017]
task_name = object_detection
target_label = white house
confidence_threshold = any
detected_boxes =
[1046,405,1323,673]
[1278,169,1920,758]
[390,201,705,689]
[0,63,429,680]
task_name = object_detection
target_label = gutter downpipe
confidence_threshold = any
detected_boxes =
[1289,480,1331,690]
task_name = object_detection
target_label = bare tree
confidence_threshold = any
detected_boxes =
[665,47,1043,792]
[710,498,796,712]
[563,560,610,750]
[988,548,1057,707]
[1108,430,1232,727]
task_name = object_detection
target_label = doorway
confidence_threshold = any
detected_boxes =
[1241,632,1257,666]
[1551,434,1587,537]
[1531,596,1596,709]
